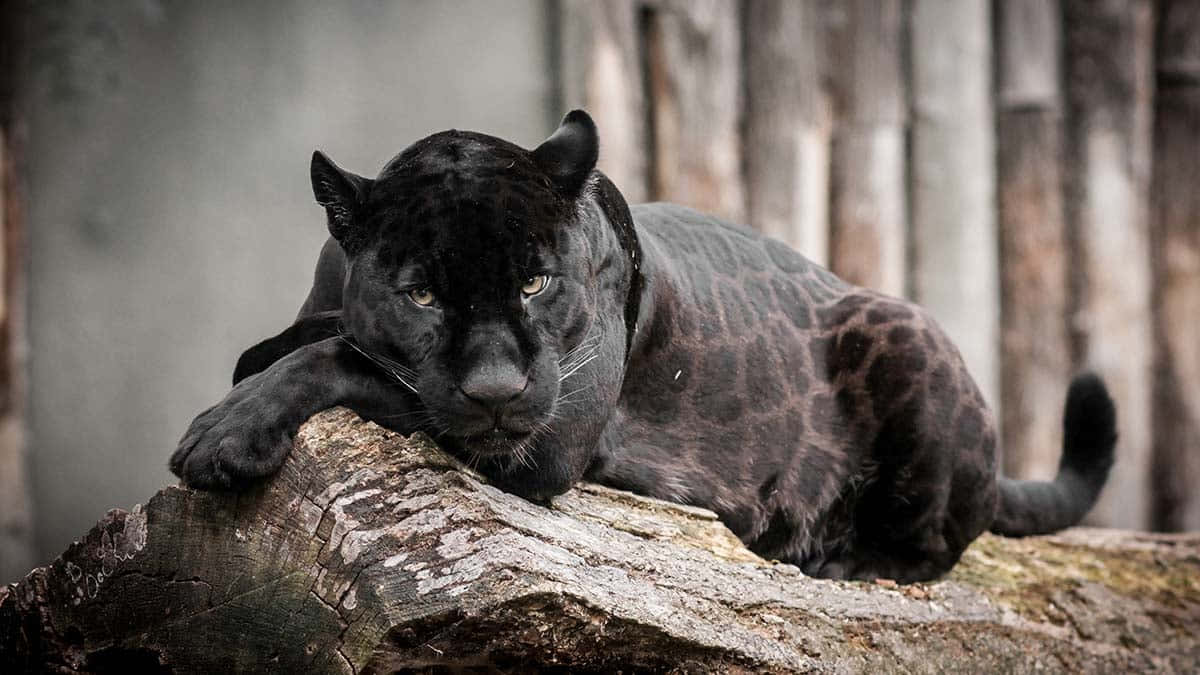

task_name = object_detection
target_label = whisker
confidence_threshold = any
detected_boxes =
[562,335,600,359]
[336,333,420,394]
[557,384,593,400]
[553,400,590,413]
[559,351,600,382]
[560,353,597,376]
[424,411,453,440]
[558,328,603,367]
[559,338,600,366]
[375,409,432,422]
[513,443,533,471]
[554,381,598,412]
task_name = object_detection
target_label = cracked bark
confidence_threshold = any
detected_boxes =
[2,409,1198,673]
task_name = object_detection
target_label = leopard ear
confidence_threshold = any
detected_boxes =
[311,151,372,247]
[532,110,599,195]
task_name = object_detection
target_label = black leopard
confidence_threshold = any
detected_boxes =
[170,111,1116,583]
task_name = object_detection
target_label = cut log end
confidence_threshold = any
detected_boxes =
[3,409,1198,672]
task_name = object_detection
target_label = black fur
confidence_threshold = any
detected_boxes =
[170,111,1117,582]
[990,373,1117,536]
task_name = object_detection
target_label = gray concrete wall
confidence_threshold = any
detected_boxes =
[22,0,555,563]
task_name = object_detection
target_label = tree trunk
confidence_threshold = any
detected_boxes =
[1150,0,1200,533]
[3,409,1198,672]
[556,0,649,203]
[1063,0,1156,529]
[827,0,906,296]
[908,0,1000,411]
[743,0,832,265]
[995,0,1072,482]
[0,2,33,586]
[644,0,744,223]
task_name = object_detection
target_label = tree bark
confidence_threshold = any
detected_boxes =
[827,0,906,296]
[0,2,33,586]
[743,0,832,265]
[644,0,744,223]
[556,0,649,203]
[3,409,1199,672]
[1150,0,1200,533]
[908,0,1000,411]
[1063,0,1156,529]
[995,0,1072,482]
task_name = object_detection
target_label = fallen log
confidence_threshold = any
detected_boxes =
[3,409,1198,673]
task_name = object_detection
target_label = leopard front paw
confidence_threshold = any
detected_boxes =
[169,383,299,491]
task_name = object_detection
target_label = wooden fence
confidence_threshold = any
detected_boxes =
[556,0,1200,531]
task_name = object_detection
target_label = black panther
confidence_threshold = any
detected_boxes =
[170,111,1116,583]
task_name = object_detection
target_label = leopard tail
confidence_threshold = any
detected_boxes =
[990,372,1117,536]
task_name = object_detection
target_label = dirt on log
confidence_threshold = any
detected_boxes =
[2,409,1198,673]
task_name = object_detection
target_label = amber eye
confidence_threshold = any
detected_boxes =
[408,287,435,306]
[521,274,549,297]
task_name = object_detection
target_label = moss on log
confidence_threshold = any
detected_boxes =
[3,409,1198,673]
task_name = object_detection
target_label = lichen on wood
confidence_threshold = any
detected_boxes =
[2,408,1198,673]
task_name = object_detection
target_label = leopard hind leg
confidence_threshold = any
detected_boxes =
[806,368,999,583]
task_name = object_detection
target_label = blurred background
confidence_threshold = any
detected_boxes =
[0,0,1196,583]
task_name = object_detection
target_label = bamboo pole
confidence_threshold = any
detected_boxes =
[1150,0,1200,532]
[995,0,1072,482]
[827,0,906,295]
[743,0,831,264]
[0,1,33,584]
[1063,0,1156,529]
[557,0,649,203]
[908,0,999,410]
[644,0,744,222]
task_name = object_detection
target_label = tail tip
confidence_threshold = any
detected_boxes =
[1063,371,1118,472]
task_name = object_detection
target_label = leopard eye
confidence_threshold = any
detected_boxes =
[408,287,436,307]
[521,274,549,297]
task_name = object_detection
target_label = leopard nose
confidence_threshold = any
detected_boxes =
[459,366,528,410]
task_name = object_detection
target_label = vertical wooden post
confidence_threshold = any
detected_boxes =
[644,0,744,222]
[0,2,33,582]
[743,0,832,264]
[827,0,906,295]
[1063,0,1156,529]
[1150,0,1200,532]
[557,0,649,203]
[908,0,999,409]
[995,0,1072,481]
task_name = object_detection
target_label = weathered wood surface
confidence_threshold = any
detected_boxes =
[3,409,1199,673]
[995,0,1072,483]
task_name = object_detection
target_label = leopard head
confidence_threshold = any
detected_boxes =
[309,111,639,498]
